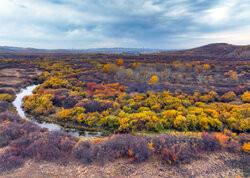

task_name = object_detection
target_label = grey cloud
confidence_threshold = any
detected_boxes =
[0,0,249,49]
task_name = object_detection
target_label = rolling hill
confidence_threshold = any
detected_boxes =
[161,43,250,59]
[0,46,165,54]
[0,43,249,59]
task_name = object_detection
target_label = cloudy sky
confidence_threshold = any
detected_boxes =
[0,0,250,49]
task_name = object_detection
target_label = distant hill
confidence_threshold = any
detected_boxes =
[0,43,249,59]
[161,43,250,59]
[0,46,69,53]
[0,46,166,54]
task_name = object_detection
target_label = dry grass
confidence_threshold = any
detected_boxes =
[0,152,247,178]
[0,68,42,91]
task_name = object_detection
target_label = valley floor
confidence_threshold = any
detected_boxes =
[0,57,249,178]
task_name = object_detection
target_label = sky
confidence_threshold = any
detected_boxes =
[0,0,250,49]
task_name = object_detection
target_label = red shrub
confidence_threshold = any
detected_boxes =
[200,132,221,151]
[0,152,24,172]
[0,101,9,112]
[148,134,199,164]
[0,121,41,147]
[10,131,78,161]
[93,134,152,164]
[75,100,113,113]
[0,112,21,123]
[72,141,93,164]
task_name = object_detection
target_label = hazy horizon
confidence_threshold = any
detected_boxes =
[0,0,250,49]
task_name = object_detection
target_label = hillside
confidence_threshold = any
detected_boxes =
[161,43,250,59]
[1,43,250,60]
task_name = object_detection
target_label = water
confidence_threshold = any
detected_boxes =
[12,84,102,137]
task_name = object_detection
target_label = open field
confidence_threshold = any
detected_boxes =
[0,44,249,177]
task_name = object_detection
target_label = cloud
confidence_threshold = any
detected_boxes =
[199,25,250,45]
[195,0,250,27]
[0,0,249,49]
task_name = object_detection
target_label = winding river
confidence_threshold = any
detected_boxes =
[12,85,102,137]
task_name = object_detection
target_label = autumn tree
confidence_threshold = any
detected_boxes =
[149,76,159,84]
[23,94,55,115]
[103,63,117,74]
[220,91,236,102]
[224,70,238,80]
[203,64,211,70]
[241,91,250,103]
[117,59,123,66]
[132,62,140,69]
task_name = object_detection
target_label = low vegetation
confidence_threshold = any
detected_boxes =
[0,53,249,174]
[23,74,249,133]
[0,111,249,172]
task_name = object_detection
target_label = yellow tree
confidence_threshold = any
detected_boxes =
[117,59,123,66]
[149,76,159,84]
[103,63,117,74]
[203,64,211,70]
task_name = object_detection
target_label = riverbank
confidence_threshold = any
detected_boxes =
[0,67,42,92]
[14,84,104,136]
[0,65,41,116]
[0,64,105,137]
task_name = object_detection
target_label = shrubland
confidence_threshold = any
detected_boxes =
[7,56,249,140]
[0,54,249,173]
[23,75,249,133]
[0,111,249,172]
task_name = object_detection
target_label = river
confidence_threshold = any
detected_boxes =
[12,84,102,137]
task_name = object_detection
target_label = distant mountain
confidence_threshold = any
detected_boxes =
[0,43,249,59]
[160,43,250,59]
[0,46,167,54]
[0,46,70,53]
